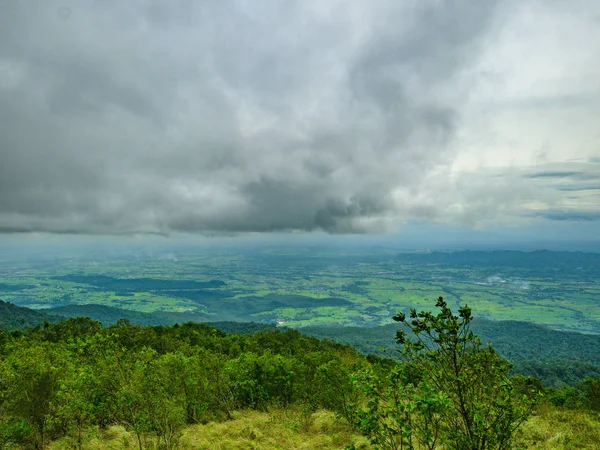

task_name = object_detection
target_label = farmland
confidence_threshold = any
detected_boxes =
[0,245,598,334]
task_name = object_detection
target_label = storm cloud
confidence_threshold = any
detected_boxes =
[0,0,599,235]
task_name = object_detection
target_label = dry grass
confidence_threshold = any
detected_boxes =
[179,409,369,449]
[48,425,139,449]
[47,409,368,449]
[47,405,600,449]
[515,404,600,449]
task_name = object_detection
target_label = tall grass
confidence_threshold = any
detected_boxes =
[48,409,368,450]
[515,405,600,449]
[48,404,600,449]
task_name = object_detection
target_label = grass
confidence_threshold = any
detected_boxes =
[48,409,368,450]
[46,405,600,449]
[180,409,368,449]
[515,405,600,449]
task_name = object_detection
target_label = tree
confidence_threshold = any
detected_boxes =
[582,377,600,411]
[55,363,98,450]
[2,342,67,449]
[350,364,450,450]
[351,297,537,450]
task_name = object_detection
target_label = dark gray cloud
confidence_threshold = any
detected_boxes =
[557,185,600,192]
[2,0,598,235]
[0,0,505,234]
[536,210,600,222]
[527,170,599,181]
[527,171,583,179]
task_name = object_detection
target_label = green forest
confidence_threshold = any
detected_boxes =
[3,298,600,389]
[1,299,599,449]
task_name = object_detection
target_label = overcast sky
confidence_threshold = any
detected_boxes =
[1,0,599,240]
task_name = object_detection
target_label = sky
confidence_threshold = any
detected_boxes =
[1,0,599,246]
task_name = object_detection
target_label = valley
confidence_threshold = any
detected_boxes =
[1,247,598,334]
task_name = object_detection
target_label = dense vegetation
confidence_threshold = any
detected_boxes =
[1,300,599,449]
[0,316,368,449]
[304,319,600,388]
[2,300,599,389]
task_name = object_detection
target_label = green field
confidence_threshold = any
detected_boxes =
[1,247,598,334]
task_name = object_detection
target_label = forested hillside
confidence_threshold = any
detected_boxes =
[0,300,599,449]
[48,304,200,327]
[304,319,600,387]
[2,300,599,387]
[0,317,368,449]
[0,300,61,330]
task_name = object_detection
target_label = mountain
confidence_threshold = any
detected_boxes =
[0,300,61,330]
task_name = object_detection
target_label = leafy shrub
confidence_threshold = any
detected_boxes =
[350,297,537,449]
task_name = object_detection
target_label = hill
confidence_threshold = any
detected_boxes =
[303,318,600,387]
[3,302,599,386]
[48,305,277,334]
[47,304,205,326]
[0,304,598,449]
[0,300,61,330]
